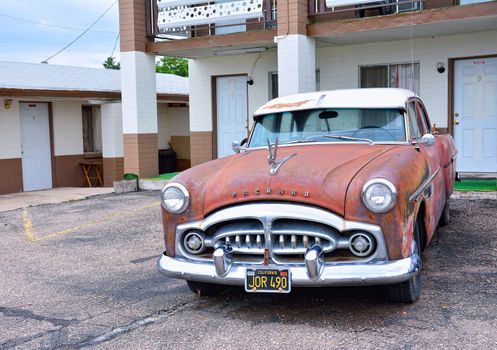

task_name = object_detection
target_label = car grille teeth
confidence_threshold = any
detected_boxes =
[256,235,262,248]
[291,235,297,249]
[210,219,342,255]
[303,235,309,248]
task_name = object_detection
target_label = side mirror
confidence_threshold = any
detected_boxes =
[420,133,435,147]
[232,138,247,153]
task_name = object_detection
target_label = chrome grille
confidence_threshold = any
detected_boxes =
[176,203,387,263]
[271,220,338,254]
[210,219,265,255]
[209,219,340,255]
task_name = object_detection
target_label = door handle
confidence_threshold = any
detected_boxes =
[455,119,459,125]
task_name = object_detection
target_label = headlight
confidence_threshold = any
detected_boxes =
[362,179,397,213]
[161,183,189,214]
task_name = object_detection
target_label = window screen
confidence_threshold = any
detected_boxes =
[360,63,420,94]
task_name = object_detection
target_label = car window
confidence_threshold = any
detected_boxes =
[416,102,431,134]
[249,108,407,147]
[407,102,421,140]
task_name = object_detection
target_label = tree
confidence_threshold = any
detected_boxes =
[155,56,188,77]
[103,57,120,70]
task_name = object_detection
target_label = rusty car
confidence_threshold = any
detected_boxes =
[157,88,457,303]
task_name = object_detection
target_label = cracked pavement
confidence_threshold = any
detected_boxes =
[1,191,497,349]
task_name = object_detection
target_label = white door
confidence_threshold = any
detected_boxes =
[454,57,497,173]
[216,76,248,158]
[20,103,53,191]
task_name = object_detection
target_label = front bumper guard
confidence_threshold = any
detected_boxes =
[157,251,421,287]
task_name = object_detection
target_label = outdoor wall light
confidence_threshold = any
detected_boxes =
[436,62,445,74]
[4,99,12,109]
[247,77,254,86]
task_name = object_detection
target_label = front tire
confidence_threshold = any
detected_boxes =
[384,219,422,303]
[186,281,228,297]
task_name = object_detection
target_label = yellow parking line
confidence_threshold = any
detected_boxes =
[22,201,161,242]
[22,209,35,242]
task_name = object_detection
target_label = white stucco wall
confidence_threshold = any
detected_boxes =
[188,30,497,132]
[158,103,190,149]
[277,34,316,96]
[1,99,84,159]
[316,30,497,128]
[0,99,21,159]
[52,100,84,156]
[100,102,123,158]
[121,51,158,134]
[188,50,278,132]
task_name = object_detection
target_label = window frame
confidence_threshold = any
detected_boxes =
[359,62,421,94]
[415,100,432,134]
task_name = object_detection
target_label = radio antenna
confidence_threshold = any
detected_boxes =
[409,1,415,93]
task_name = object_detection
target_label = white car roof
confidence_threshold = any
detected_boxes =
[254,88,417,116]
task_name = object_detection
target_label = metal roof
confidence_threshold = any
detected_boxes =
[254,88,417,116]
[0,61,188,96]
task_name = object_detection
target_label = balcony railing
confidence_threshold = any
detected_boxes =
[309,0,456,19]
[147,0,277,38]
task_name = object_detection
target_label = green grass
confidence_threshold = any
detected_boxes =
[454,178,497,192]
[145,172,179,181]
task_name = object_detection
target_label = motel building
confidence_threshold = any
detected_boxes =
[118,0,496,177]
[0,61,190,194]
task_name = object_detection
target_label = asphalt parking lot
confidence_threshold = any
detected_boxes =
[1,191,497,349]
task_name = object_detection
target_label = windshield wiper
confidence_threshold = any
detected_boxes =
[281,139,317,145]
[323,135,374,145]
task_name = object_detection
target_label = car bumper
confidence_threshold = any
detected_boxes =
[157,252,421,287]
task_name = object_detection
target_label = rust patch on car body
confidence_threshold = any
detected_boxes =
[262,100,312,110]
[162,135,456,261]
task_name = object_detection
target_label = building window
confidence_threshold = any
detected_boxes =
[82,106,102,154]
[360,63,420,94]
[269,72,279,100]
[269,70,321,100]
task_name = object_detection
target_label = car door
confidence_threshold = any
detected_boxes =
[414,100,446,234]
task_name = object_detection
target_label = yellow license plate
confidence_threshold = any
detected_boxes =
[245,268,291,293]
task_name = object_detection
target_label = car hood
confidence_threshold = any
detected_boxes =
[191,144,396,216]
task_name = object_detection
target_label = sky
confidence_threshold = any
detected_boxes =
[0,0,120,68]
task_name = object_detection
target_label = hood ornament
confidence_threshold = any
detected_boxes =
[267,137,296,175]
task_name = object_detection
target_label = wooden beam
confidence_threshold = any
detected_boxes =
[146,29,277,55]
[307,2,497,37]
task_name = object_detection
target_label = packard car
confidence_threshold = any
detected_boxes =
[157,88,457,303]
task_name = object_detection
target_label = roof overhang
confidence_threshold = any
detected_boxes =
[0,88,189,103]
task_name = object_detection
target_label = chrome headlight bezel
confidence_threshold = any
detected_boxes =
[161,183,190,214]
[361,178,397,213]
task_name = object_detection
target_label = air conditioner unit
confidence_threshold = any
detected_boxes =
[396,0,422,13]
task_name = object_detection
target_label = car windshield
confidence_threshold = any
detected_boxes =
[248,108,407,147]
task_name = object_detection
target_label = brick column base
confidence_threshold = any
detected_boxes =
[103,157,125,186]
[190,132,214,167]
[123,133,158,178]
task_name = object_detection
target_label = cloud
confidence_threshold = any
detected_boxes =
[0,0,119,67]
